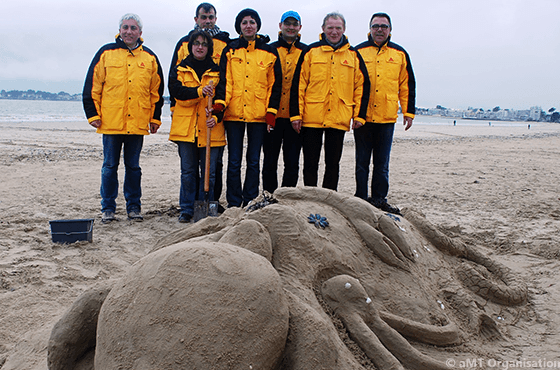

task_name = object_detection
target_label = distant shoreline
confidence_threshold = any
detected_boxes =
[1,95,557,124]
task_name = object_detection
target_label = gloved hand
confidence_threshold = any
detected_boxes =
[266,112,276,128]
[212,103,225,113]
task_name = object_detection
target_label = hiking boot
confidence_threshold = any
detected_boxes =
[367,198,402,215]
[127,210,144,222]
[101,211,117,223]
[178,213,192,223]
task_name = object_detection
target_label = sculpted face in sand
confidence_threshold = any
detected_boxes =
[47,187,527,369]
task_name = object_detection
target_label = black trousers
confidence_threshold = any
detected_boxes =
[301,127,345,191]
[262,118,302,193]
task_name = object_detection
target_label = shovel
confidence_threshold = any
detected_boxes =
[193,81,219,222]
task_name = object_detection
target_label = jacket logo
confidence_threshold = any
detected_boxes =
[259,61,265,66]
[388,57,394,62]
[343,60,349,64]
[140,62,145,67]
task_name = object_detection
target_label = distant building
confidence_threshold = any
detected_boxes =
[529,106,541,121]
[0,89,81,101]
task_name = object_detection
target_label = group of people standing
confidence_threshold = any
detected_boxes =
[82,3,416,224]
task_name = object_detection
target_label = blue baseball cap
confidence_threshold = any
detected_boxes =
[281,10,301,23]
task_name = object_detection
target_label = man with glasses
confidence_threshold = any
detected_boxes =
[354,12,416,215]
[170,2,231,212]
[262,10,307,193]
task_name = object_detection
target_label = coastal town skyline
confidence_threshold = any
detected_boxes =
[2,88,557,123]
[1,0,559,111]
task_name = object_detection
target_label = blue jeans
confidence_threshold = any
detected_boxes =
[193,149,223,202]
[225,121,267,207]
[301,127,345,191]
[176,140,224,216]
[100,134,143,213]
[353,122,395,201]
[262,118,302,193]
[199,145,224,201]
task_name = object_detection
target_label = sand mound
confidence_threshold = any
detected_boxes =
[46,187,530,369]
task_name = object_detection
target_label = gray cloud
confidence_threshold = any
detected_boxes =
[1,0,558,110]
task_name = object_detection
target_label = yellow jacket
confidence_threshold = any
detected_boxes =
[290,34,370,131]
[270,33,307,119]
[83,36,164,135]
[355,34,416,123]
[168,58,225,147]
[214,35,282,123]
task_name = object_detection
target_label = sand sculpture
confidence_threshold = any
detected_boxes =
[47,187,528,369]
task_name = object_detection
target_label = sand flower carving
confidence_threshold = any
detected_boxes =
[307,213,329,229]
[48,187,527,370]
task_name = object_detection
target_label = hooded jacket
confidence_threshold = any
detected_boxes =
[270,32,307,119]
[290,34,370,131]
[83,35,164,135]
[214,35,282,123]
[168,56,225,147]
[355,34,416,123]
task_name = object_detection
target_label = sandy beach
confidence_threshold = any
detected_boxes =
[1,120,560,368]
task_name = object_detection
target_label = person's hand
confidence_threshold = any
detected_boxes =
[352,120,363,130]
[90,119,101,128]
[150,123,160,134]
[266,112,276,132]
[403,116,413,131]
[202,83,214,97]
[212,103,224,114]
[291,119,302,134]
[206,116,216,128]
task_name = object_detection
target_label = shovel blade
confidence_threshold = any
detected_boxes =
[193,200,219,222]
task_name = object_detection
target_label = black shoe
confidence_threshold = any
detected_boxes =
[127,210,144,222]
[102,211,117,223]
[217,204,226,214]
[178,213,192,223]
[368,198,402,215]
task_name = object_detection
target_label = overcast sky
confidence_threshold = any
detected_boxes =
[1,0,559,110]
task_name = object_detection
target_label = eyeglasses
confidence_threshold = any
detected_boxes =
[192,41,209,47]
[371,24,390,30]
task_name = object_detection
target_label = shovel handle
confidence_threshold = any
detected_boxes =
[204,80,214,193]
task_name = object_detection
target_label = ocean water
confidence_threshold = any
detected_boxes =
[0,99,173,129]
[0,99,533,129]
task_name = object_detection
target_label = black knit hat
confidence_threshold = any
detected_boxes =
[235,8,261,34]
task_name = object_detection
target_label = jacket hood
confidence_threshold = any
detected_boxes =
[237,33,271,46]
[179,54,219,72]
[319,33,349,50]
[115,34,144,50]
[276,31,301,47]
[367,32,391,48]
